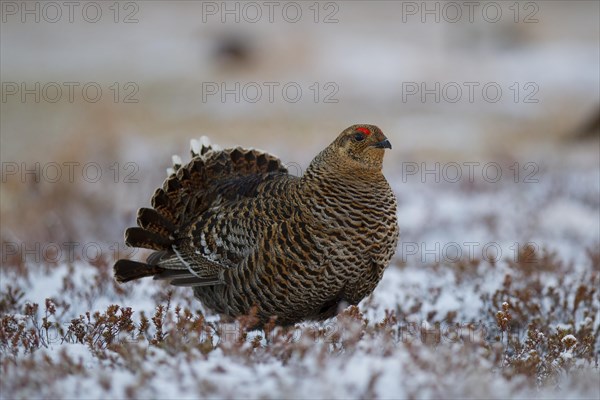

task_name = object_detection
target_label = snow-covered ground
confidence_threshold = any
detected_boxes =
[1,156,598,399]
[1,1,599,398]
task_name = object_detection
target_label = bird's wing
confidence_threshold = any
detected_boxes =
[169,181,326,285]
[150,173,291,285]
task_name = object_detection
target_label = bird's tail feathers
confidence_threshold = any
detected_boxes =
[113,259,161,283]
[116,137,289,283]
[139,138,289,246]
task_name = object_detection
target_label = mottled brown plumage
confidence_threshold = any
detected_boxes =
[114,125,399,326]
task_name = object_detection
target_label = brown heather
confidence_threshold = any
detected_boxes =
[1,126,598,398]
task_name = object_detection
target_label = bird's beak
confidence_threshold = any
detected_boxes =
[372,138,392,149]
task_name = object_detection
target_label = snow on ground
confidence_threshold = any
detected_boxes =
[1,155,598,399]
[1,2,598,398]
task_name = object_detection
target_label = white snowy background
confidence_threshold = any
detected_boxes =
[1,1,599,399]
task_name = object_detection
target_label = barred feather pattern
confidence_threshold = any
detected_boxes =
[114,125,399,326]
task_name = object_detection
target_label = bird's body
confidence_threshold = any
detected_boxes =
[114,125,399,326]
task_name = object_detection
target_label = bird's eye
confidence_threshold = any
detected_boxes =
[353,133,366,142]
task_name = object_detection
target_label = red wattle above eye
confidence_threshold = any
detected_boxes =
[356,127,371,136]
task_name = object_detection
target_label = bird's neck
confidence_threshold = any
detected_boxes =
[301,148,387,191]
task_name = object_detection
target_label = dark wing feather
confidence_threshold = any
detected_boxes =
[171,174,325,282]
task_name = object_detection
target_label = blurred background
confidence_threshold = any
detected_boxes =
[2,4,599,397]
[1,0,599,249]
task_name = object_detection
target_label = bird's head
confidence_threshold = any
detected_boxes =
[333,124,392,171]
